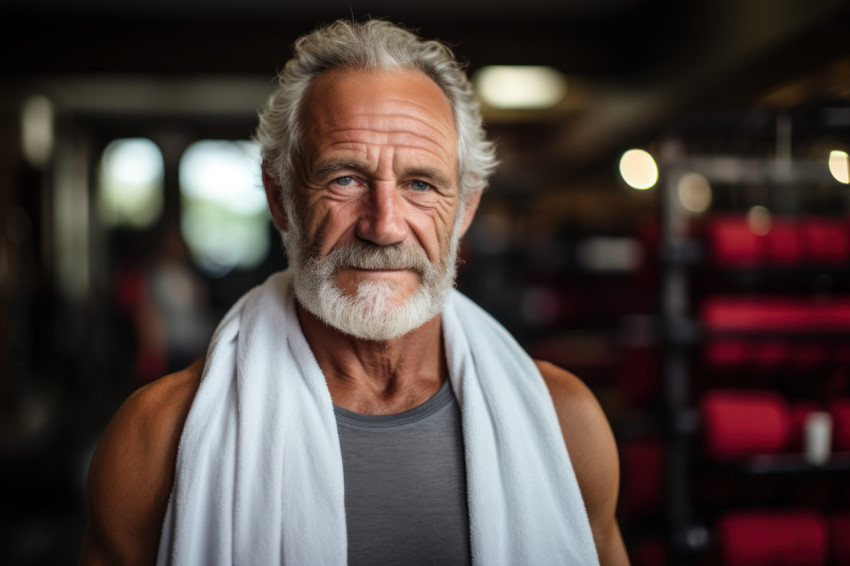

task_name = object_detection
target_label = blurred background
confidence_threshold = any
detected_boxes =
[3,0,850,564]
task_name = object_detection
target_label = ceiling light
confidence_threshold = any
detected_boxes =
[21,95,54,168]
[619,149,658,190]
[747,206,771,236]
[829,150,849,184]
[678,172,712,213]
[473,66,567,109]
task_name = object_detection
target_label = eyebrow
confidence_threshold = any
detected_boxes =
[309,160,368,181]
[403,167,453,189]
[310,160,455,189]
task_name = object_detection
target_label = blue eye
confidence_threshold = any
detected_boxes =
[334,176,355,186]
[410,180,431,192]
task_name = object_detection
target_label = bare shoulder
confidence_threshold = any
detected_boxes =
[80,357,204,565]
[534,360,598,414]
[534,360,630,566]
[534,360,616,484]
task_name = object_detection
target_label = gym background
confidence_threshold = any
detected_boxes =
[2,1,850,564]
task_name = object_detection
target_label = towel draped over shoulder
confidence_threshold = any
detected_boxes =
[157,270,599,565]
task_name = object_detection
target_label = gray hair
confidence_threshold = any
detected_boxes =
[255,19,498,208]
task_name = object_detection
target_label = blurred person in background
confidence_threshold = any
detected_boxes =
[80,19,628,566]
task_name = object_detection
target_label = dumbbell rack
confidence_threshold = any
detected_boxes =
[658,141,850,566]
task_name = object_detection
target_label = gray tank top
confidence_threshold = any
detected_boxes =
[334,380,472,566]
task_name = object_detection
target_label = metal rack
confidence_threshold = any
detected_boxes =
[657,138,850,565]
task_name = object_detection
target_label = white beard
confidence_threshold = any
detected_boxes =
[283,206,464,341]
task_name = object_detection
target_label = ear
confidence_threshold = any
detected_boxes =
[458,189,482,238]
[262,161,289,232]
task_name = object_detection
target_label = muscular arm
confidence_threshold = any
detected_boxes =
[535,360,630,566]
[79,358,203,566]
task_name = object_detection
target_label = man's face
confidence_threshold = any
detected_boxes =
[280,67,478,340]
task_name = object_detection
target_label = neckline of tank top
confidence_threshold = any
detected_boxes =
[333,379,455,430]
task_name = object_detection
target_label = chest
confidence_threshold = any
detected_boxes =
[335,383,471,565]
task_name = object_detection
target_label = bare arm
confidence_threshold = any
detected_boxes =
[535,360,630,566]
[79,358,203,566]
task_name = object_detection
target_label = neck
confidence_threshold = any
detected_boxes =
[296,302,447,415]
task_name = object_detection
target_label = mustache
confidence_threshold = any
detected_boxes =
[316,241,433,275]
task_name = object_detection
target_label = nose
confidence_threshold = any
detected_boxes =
[356,184,408,246]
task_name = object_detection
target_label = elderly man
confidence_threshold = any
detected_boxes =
[81,19,629,566]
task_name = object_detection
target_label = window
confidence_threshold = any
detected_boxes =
[179,140,270,276]
[97,138,164,229]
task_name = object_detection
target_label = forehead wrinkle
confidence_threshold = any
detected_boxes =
[324,139,453,161]
[353,107,453,132]
[314,92,454,128]
[319,115,455,148]
[324,126,445,142]
[305,68,457,144]
[314,134,456,170]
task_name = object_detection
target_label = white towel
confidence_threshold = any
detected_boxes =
[157,270,599,565]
